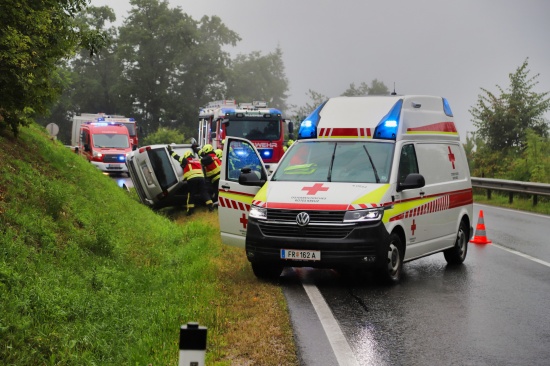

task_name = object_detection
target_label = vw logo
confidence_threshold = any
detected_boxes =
[296,212,310,226]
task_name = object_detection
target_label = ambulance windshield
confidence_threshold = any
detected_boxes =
[272,141,394,183]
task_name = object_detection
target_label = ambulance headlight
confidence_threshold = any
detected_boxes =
[249,205,267,220]
[343,208,383,222]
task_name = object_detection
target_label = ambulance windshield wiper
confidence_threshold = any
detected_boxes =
[326,143,337,182]
[363,145,380,183]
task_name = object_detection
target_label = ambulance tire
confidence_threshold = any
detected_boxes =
[377,233,403,284]
[251,262,283,281]
[444,219,469,265]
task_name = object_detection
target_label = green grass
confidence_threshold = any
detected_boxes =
[473,190,550,215]
[0,124,297,365]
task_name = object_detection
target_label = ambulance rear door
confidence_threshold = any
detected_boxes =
[218,137,268,248]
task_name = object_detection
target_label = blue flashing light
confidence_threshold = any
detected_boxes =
[298,101,327,139]
[442,98,453,117]
[97,117,105,122]
[373,99,403,140]
[257,148,273,159]
[118,155,126,162]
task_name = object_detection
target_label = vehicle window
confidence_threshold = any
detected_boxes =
[92,133,130,148]
[398,144,419,184]
[147,148,178,190]
[225,120,280,140]
[272,141,394,183]
[227,140,263,181]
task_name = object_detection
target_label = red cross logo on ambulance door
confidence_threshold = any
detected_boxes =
[447,146,456,169]
[302,183,329,195]
[240,213,248,229]
[411,219,417,235]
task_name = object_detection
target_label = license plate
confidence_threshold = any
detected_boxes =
[281,249,321,261]
[107,164,122,169]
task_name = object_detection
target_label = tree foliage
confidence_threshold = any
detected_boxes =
[227,47,289,111]
[0,0,106,137]
[469,58,550,154]
[142,127,185,146]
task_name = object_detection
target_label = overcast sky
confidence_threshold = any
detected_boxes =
[90,0,550,139]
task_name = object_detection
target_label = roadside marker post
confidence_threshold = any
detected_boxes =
[178,322,207,366]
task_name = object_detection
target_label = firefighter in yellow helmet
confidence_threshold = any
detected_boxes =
[215,149,223,160]
[168,146,213,215]
[199,144,222,202]
[283,139,295,152]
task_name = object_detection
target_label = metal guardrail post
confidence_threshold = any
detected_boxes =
[179,322,207,366]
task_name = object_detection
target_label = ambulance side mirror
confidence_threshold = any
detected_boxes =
[397,173,425,192]
[238,168,266,187]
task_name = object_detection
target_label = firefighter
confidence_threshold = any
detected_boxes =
[215,149,223,160]
[168,146,213,215]
[283,139,295,152]
[200,144,222,202]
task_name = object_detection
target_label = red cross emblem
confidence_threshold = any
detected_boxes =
[239,213,248,229]
[411,219,417,235]
[302,183,329,195]
[447,146,456,169]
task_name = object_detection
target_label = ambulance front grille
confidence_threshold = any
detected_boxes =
[258,222,352,239]
[267,209,345,222]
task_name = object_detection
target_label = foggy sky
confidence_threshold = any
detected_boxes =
[90,0,550,140]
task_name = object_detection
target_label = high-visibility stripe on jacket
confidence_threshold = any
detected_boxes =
[202,152,221,182]
[183,159,204,181]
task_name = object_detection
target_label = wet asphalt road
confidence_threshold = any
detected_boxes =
[282,204,550,366]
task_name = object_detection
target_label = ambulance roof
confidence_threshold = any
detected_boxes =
[298,95,459,141]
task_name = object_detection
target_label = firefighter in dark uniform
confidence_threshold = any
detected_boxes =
[168,146,213,215]
[199,144,222,203]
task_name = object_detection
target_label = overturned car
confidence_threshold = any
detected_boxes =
[126,143,198,210]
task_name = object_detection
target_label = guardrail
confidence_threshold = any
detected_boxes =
[471,177,550,206]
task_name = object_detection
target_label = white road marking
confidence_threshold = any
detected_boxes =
[302,283,359,366]
[491,243,550,268]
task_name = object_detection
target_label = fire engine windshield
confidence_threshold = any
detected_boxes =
[92,134,130,148]
[272,140,394,183]
[225,119,280,141]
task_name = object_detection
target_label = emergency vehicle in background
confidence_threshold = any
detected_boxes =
[77,121,132,174]
[71,113,139,150]
[197,100,294,172]
[217,95,474,283]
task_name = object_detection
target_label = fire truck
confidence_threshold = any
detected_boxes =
[72,113,139,150]
[197,100,294,172]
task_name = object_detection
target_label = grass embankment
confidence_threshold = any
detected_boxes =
[473,191,550,215]
[0,124,297,365]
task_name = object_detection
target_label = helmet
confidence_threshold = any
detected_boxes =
[197,148,203,157]
[202,144,213,154]
[287,139,295,147]
[215,149,223,159]
[183,151,194,159]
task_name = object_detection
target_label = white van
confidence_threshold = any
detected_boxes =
[217,95,473,283]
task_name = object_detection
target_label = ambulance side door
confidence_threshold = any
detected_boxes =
[218,137,267,248]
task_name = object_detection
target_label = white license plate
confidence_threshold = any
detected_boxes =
[107,164,122,169]
[281,249,321,261]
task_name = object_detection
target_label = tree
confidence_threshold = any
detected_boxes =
[142,127,185,145]
[469,58,550,154]
[291,89,328,121]
[0,0,106,137]
[116,0,240,137]
[226,47,289,111]
[341,79,389,96]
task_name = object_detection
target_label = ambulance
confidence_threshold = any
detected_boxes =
[217,95,473,283]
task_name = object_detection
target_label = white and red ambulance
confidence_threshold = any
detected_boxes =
[217,95,473,283]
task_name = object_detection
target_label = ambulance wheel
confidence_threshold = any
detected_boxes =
[444,220,469,264]
[251,262,283,281]
[377,233,403,284]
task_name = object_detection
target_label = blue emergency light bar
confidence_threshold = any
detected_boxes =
[373,99,403,140]
[443,98,453,117]
[297,101,327,139]
[257,148,273,159]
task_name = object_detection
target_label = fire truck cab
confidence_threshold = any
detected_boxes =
[79,122,132,174]
[198,100,294,173]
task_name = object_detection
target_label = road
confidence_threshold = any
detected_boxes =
[282,204,550,366]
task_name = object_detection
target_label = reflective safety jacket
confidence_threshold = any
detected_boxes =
[201,152,221,182]
[183,158,204,181]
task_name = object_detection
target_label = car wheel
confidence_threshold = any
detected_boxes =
[377,233,403,284]
[251,262,283,281]
[444,219,469,264]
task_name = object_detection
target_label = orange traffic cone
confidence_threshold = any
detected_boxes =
[470,210,492,244]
